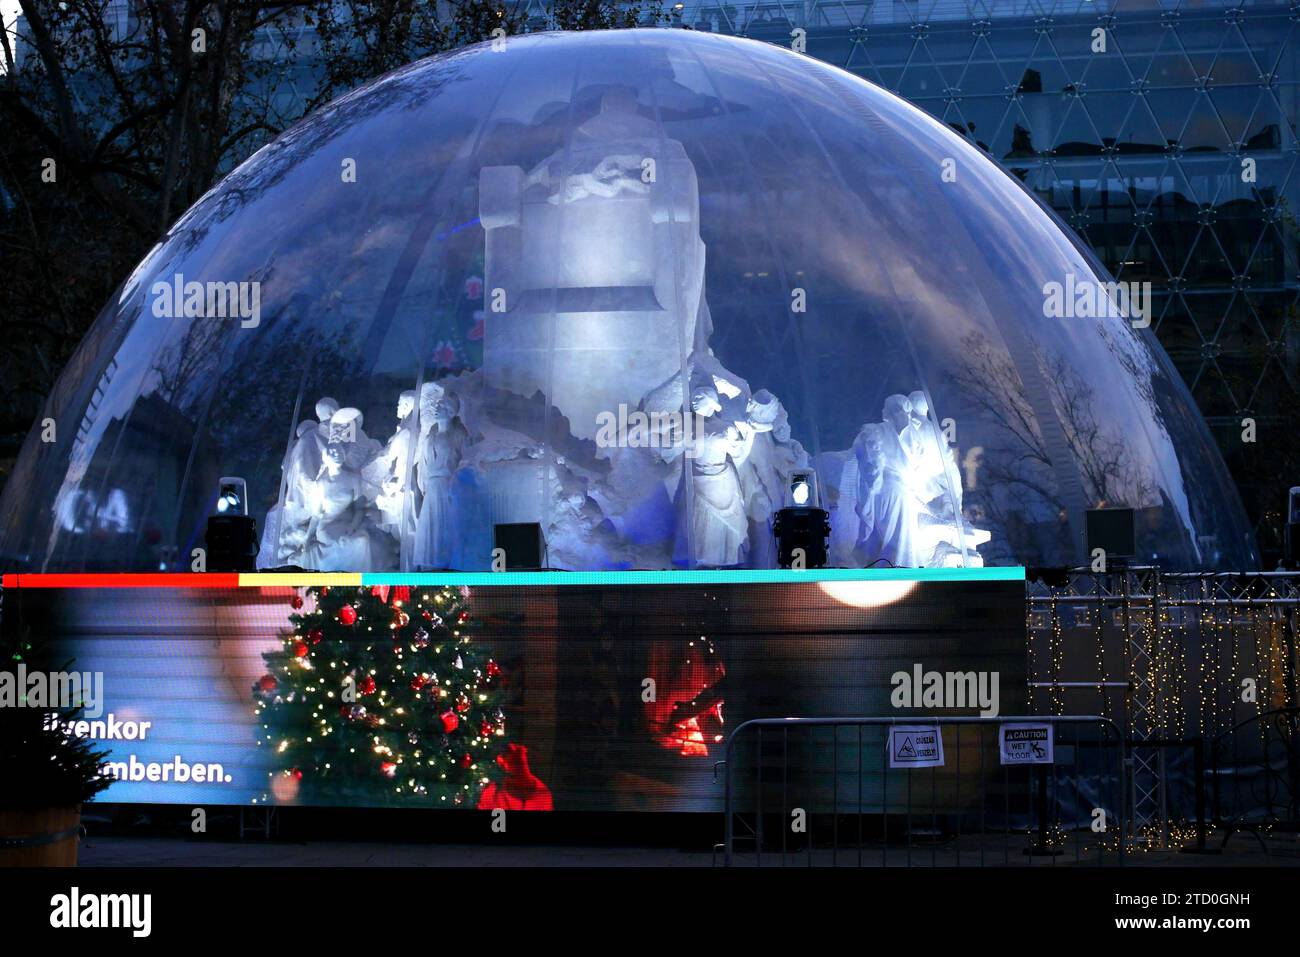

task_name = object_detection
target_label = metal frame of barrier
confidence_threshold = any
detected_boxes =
[717,715,1127,867]
[1210,706,1300,851]
[1026,569,1300,846]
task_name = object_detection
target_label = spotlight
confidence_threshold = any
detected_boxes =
[204,476,258,572]
[788,470,818,508]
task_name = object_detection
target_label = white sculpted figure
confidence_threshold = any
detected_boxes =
[413,384,468,570]
[906,390,958,517]
[853,394,921,568]
[737,390,808,568]
[903,390,990,566]
[367,390,418,540]
[257,396,342,568]
[479,86,706,441]
[300,431,396,572]
[283,396,339,509]
[675,385,760,568]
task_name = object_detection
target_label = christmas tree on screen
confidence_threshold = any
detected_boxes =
[254,585,507,807]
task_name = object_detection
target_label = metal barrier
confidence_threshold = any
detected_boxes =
[1025,568,1300,840]
[1210,706,1300,851]
[716,715,1127,867]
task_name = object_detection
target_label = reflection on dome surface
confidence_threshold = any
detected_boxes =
[0,30,1256,573]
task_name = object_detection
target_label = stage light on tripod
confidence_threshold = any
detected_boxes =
[205,476,258,572]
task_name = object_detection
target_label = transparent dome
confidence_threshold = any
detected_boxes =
[0,30,1255,573]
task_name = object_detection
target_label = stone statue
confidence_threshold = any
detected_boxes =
[903,390,990,566]
[258,396,342,568]
[300,439,396,572]
[367,390,418,540]
[283,396,338,510]
[853,394,921,567]
[906,390,958,518]
[673,385,763,568]
[413,384,468,570]
[479,86,706,442]
[737,390,808,568]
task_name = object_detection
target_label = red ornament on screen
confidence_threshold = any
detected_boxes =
[358,676,376,695]
[257,675,278,693]
[476,744,552,812]
[308,628,323,645]
[292,641,308,658]
[338,605,358,625]
[440,711,459,733]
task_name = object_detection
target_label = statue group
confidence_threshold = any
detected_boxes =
[844,391,986,568]
[258,384,467,572]
[258,88,985,571]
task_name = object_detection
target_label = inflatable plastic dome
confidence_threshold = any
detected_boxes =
[0,29,1256,572]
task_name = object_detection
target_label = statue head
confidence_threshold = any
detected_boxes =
[434,393,460,427]
[418,382,446,430]
[907,390,930,426]
[691,385,721,418]
[321,443,345,476]
[315,396,340,422]
[397,390,417,420]
[882,394,912,434]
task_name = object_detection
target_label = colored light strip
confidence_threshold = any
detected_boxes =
[2,567,1024,589]
[361,567,1024,586]
[239,573,364,587]
[1,573,241,589]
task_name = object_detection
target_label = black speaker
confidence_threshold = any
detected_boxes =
[1085,507,1135,560]
[772,507,830,569]
[493,522,545,570]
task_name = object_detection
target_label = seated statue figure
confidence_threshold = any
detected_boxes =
[300,438,396,572]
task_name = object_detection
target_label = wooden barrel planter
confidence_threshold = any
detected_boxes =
[0,807,81,866]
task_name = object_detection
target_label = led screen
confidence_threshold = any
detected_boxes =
[6,572,1025,812]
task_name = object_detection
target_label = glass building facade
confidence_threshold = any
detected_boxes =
[676,0,1297,551]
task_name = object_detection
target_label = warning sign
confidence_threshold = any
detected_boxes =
[888,725,944,769]
[998,723,1054,765]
